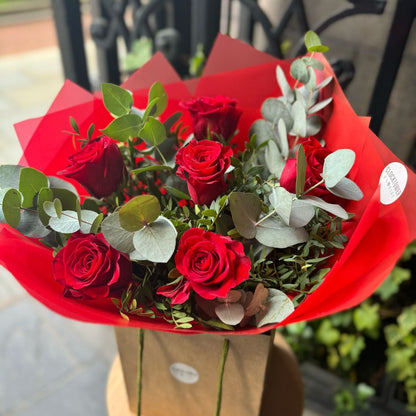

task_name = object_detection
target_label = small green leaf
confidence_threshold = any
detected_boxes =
[163,111,182,133]
[90,213,104,234]
[19,167,49,209]
[164,185,191,200]
[229,192,262,239]
[119,195,161,232]
[295,144,307,197]
[101,114,142,142]
[69,116,80,134]
[102,83,133,117]
[131,165,172,175]
[290,59,309,84]
[43,198,63,218]
[202,209,217,217]
[308,97,332,115]
[51,188,78,211]
[0,188,22,228]
[148,81,167,117]
[37,188,54,225]
[322,149,356,188]
[304,31,329,53]
[132,216,177,263]
[87,123,95,140]
[138,116,166,146]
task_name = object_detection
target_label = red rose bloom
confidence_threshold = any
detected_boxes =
[158,228,251,304]
[59,136,125,198]
[52,232,131,300]
[176,139,232,205]
[280,137,331,197]
[181,96,242,141]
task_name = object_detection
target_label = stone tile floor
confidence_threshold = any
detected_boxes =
[0,36,323,416]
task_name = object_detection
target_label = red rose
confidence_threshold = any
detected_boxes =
[175,139,232,205]
[52,232,131,300]
[59,136,125,198]
[157,228,251,304]
[280,137,331,197]
[181,96,242,141]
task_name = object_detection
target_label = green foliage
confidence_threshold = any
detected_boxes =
[102,83,133,117]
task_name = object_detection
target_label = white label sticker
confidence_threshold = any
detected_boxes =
[169,363,199,384]
[379,162,408,205]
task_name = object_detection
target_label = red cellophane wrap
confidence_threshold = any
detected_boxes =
[1,35,415,334]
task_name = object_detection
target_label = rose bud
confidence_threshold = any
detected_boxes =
[157,228,251,304]
[180,96,242,141]
[175,139,232,205]
[52,232,132,300]
[59,136,126,198]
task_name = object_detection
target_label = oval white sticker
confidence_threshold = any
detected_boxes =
[379,162,408,205]
[169,363,199,384]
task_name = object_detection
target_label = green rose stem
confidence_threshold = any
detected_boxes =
[215,338,230,416]
[137,328,144,416]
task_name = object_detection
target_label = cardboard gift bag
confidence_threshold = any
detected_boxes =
[113,328,303,416]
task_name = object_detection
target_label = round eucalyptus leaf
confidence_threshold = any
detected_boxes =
[79,210,100,234]
[261,99,293,131]
[17,210,50,239]
[0,188,22,228]
[48,176,79,197]
[229,192,262,239]
[133,216,177,263]
[215,303,245,326]
[269,187,293,225]
[265,140,285,178]
[277,118,289,159]
[327,177,363,201]
[249,119,274,146]
[289,199,315,227]
[0,165,24,189]
[19,167,49,209]
[308,97,333,115]
[290,59,309,84]
[322,149,355,188]
[129,249,146,261]
[101,211,135,253]
[305,115,322,136]
[256,289,295,327]
[49,210,81,233]
[256,217,309,248]
[37,188,54,225]
[291,101,307,137]
[315,76,333,91]
[276,65,294,102]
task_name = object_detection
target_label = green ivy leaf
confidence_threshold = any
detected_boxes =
[119,195,161,232]
[19,167,48,209]
[138,116,166,146]
[148,81,167,118]
[0,188,22,228]
[132,216,177,263]
[229,192,262,239]
[102,83,133,117]
[101,114,142,142]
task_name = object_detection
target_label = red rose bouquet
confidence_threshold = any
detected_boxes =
[0,32,415,337]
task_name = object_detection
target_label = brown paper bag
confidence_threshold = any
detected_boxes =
[114,328,303,416]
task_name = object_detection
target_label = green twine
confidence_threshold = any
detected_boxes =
[137,328,144,416]
[215,338,230,416]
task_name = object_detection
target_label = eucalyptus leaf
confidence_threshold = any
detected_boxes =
[37,187,54,225]
[229,192,262,239]
[269,187,293,225]
[302,56,324,71]
[305,115,322,136]
[129,249,147,261]
[277,118,289,159]
[101,211,135,253]
[148,81,167,117]
[102,83,133,117]
[0,188,22,228]
[302,195,349,219]
[265,140,285,177]
[215,303,245,326]
[291,101,307,137]
[308,97,333,115]
[49,210,81,233]
[138,116,166,146]
[51,188,78,211]
[327,177,363,201]
[0,165,24,189]
[48,176,79,196]
[132,216,177,263]
[304,30,329,53]
[305,66,316,91]
[261,99,293,131]
[294,88,307,109]
[19,167,48,209]
[256,288,295,327]
[101,114,142,142]
[119,195,161,232]
[276,65,294,102]
[290,59,309,84]
[255,217,309,248]
[90,213,103,234]
[315,76,333,91]
[17,209,50,238]
[290,199,316,227]
[249,119,274,146]
[322,149,355,188]
[43,199,62,218]
[79,210,100,234]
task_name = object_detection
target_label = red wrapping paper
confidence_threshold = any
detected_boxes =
[1,35,415,334]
